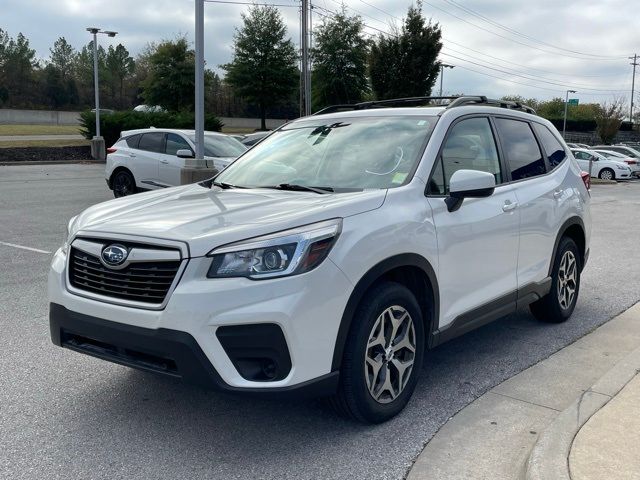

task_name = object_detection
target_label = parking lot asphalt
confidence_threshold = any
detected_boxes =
[1,164,639,480]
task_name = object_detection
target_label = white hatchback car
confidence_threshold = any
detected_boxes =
[570,148,632,180]
[592,149,640,177]
[106,129,247,197]
[50,96,591,423]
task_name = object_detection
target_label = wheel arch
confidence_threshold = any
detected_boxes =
[108,166,134,190]
[331,253,439,371]
[550,217,586,275]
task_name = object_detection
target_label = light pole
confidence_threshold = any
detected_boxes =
[563,89,577,139]
[86,27,117,159]
[194,0,205,162]
[439,64,454,96]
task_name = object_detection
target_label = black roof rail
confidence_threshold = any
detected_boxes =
[446,96,537,114]
[313,96,460,115]
[313,95,537,116]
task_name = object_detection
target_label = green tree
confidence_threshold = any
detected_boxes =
[73,41,108,107]
[222,5,298,129]
[369,1,442,100]
[141,37,196,112]
[0,29,9,103]
[49,37,75,80]
[106,44,135,108]
[2,32,38,105]
[595,99,625,144]
[311,8,370,110]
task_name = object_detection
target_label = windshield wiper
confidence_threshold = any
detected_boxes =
[212,181,246,189]
[271,183,334,194]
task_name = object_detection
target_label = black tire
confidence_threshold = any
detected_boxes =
[329,282,425,423]
[112,170,137,198]
[598,168,615,181]
[530,237,581,323]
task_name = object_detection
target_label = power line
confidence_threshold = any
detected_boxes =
[440,0,629,59]
[203,0,298,6]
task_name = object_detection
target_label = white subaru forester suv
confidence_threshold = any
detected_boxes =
[49,96,591,423]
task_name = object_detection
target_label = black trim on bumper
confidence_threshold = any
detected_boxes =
[49,303,338,398]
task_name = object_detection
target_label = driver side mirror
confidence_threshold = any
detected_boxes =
[446,169,496,212]
[176,149,194,159]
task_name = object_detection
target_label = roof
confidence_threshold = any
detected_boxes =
[120,128,227,137]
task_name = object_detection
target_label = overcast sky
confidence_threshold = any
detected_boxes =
[2,0,638,106]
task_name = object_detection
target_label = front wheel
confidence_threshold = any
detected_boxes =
[329,282,425,423]
[598,168,615,181]
[530,237,581,323]
[112,170,136,198]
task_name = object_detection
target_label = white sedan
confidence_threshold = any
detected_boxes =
[592,149,640,178]
[570,148,632,181]
[106,128,247,197]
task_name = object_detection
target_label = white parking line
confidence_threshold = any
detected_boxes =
[0,241,51,254]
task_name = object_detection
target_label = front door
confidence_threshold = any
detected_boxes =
[426,116,520,329]
[159,133,190,186]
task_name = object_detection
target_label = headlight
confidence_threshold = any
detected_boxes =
[207,219,342,279]
[615,164,628,170]
[61,215,78,254]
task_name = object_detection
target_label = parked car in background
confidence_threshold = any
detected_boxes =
[106,129,247,197]
[566,142,590,149]
[133,104,166,113]
[241,131,271,147]
[592,149,640,178]
[592,144,640,165]
[571,148,632,180]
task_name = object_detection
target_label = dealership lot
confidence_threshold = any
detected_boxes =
[1,164,639,480]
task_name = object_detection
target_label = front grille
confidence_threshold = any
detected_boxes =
[69,247,180,305]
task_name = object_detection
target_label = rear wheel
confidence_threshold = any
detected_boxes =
[112,170,136,198]
[530,237,581,323]
[598,168,615,181]
[329,282,425,423]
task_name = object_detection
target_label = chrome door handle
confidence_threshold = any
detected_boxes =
[160,159,169,164]
[502,201,518,212]
[553,189,564,199]
[129,153,136,158]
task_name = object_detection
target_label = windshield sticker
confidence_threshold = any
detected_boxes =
[392,172,408,184]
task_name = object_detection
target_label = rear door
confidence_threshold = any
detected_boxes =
[427,116,520,329]
[497,119,566,291]
[159,133,190,186]
[135,132,165,189]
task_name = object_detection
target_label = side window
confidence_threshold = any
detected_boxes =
[428,117,502,195]
[138,132,165,153]
[532,123,567,169]
[166,133,192,156]
[125,134,141,148]
[495,118,546,181]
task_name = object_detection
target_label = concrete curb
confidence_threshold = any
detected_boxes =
[590,179,617,185]
[525,345,640,480]
[0,159,103,166]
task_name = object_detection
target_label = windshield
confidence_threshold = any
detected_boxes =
[214,116,437,191]
[189,134,247,158]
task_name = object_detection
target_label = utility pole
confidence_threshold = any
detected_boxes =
[563,89,577,139]
[300,0,311,116]
[438,64,454,96]
[630,54,638,125]
[195,0,205,162]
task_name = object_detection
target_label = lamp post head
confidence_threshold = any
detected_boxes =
[104,31,118,37]
[86,27,100,34]
[568,89,577,93]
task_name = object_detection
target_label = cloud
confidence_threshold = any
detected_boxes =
[2,0,638,104]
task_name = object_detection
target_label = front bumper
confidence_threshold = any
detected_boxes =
[48,245,352,393]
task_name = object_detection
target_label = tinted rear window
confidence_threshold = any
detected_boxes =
[125,134,141,148]
[495,118,546,181]
[532,123,567,170]
[138,132,165,153]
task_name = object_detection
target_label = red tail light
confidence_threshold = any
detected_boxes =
[580,171,591,192]
[106,147,117,154]
[625,160,637,165]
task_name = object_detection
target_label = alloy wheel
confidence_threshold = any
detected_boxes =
[557,250,577,310]
[600,170,613,181]
[364,305,416,404]
[114,173,133,197]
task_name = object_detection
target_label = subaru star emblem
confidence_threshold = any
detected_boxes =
[101,244,128,267]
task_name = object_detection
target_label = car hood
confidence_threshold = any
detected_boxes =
[72,184,386,257]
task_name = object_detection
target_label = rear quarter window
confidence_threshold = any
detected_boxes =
[532,123,567,170]
[125,134,141,148]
